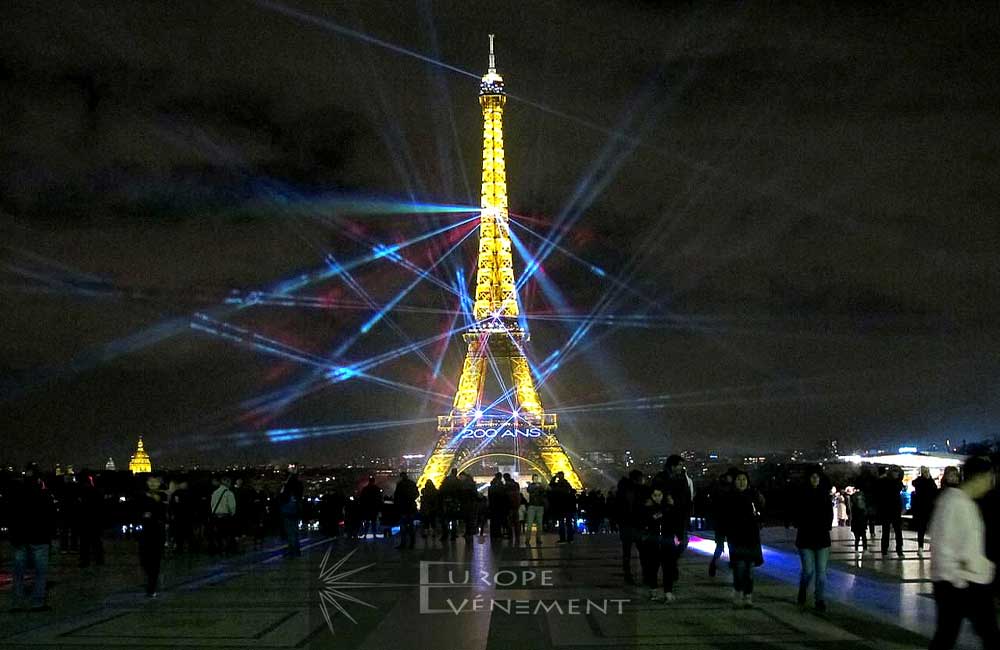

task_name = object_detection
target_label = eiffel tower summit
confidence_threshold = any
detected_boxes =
[417,36,582,491]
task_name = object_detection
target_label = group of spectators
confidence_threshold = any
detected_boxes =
[5,464,307,608]
[825,465,953,557]
[5,455,998,650]
[699,458,998,649]
[331,469,585,548]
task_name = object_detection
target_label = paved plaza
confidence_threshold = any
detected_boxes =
[1,527,995,649]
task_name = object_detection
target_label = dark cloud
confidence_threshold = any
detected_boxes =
[2,1,999,466]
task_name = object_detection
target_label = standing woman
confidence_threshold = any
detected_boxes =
[138,475,167,597]
[911,466,938,556]
[722,470,764,608]
[419,480,439,540]
[849,488,870,553]
[795,467,834,612]
[638,487,678,602]
[835,491,848,527]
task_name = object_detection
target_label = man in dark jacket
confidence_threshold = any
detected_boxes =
[9,463,56,611]
[708,470,735,577]
[487,473,509,540]
[279,466,304,556]
[653,456,693,550]
[616,470,645,584]
[358,476,383,539]
[438,469,463,541]
[550,472,576,543]
[910,466,938,555]
[460,473,478,540]
[525,474,547,546]
[77,472,105,568]
[503,473,522,544]
[393,471,419,549]
[877,466,905,557]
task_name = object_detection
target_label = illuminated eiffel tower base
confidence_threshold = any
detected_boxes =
[418,37,581,491]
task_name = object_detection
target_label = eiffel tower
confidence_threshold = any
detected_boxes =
[417,36,582,491]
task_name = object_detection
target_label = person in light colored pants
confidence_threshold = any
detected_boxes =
[524,474,547,546]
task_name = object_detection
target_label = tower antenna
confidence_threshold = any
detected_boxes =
[488,34,496,73]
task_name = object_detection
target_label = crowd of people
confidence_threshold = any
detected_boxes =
[4,455,998,649]
[4,464,307,606]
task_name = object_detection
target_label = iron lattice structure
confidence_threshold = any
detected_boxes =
[417,37,581,491]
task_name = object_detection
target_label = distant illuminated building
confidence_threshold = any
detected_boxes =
[128,436,152,474]
[105,457,117,471]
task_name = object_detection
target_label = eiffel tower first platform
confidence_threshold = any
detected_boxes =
[417,37,582,491]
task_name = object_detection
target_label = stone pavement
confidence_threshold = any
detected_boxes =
[0,528,992,650]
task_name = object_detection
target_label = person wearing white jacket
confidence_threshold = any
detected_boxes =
[927,456,998,650]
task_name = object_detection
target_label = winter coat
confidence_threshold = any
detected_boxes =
[420,484,439,516]
[526,481,547,507]
[652,471,692,534]
[910,476,938,525]
[794,486,833,549]
[9,478,56,546]
[722,489,764,566]
[394,477,419,515]
[849,491,869,535]
[875,476,904,521]
[708,479,734,533]
[638,498,674,544]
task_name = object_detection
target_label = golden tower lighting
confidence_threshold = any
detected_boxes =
[417,36,581,491]
[128,435,152,474]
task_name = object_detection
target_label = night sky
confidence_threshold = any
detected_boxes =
[2,1,999,468]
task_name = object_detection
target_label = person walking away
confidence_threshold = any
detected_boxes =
[488,474,508,540]
[320,488,344,538]
[234,478,257,549]
[138,475,167,597]
[849,488,870,553]
[460,473,478,540]
[550,472,576,543]
[393,471,419,549]
[617,471,645,584]
[638,487,677,603]
[877,467,905,557]
[210,477,237,555]
[9,463,56,612]
[503,473,522,544]
[708,470,735,577]
[358,476,383,539]
[525,474,547,546]
[168,480,193,553]
[56,473,80,555]
[419,480,439,540]
[722,471,764,608]
[588,490,606,534]
[911,466,939,556]
[279,466,304,556]
[863,469,879,541]
[438,469,462,541]
[795,467,834,612]
[927,456,998,650]
[77,472,105,568]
